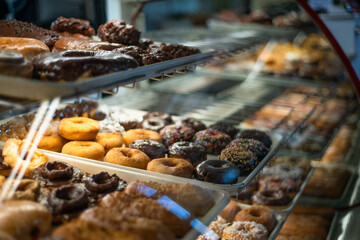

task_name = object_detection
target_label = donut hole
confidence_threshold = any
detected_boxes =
[250,210,261,217]
[162,161,176,167]
[72,119,85,124]
[78,142,91,147]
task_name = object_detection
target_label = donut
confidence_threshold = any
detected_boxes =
[258,176,299,195]
[0,200,52,240]
[38,130,67,152]
[2,138,49,177]
[273,156,311,173]
[143,112,173,124]
[193,129,231,155]
[84,172,127,196]
[0,19,61,49]
[105,147,151,169]
[252,189,291,207]
[0,37,49,60]
[52,37,124,52]
[261,164,304,181]
[95,132,123,153]
[220,148,259,172]
[58,117,99,141]
[168,141,207,166]
[194,159,240,184]
[236,129,272,148]
[0,49,33,78]
[98,19,141,45]
[48,184,89,215]
[52,219,142,240]
[234,206,277,232]
[199,216,229,239]
[122,129,162,147]
[222,221,268,240]
[147,158,194,178]
[219,200,241,222]
[140,117,167,132]
[113,46,145,66]
[0,232,14,240]
[30,161,84,188]
[79,207,175,240]
[51,17,95,37]
[62,141,105,161]
[58,31,92,39]
[32,50,138,82]
[0,179,40,201]
[209,122,238,139]
[129,139,166,159]
[181,117,206,132]
[236,180,258,204]
[159,125,195,147]
[226,138,269,160]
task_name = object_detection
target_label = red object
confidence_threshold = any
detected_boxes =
[296,0,360,98]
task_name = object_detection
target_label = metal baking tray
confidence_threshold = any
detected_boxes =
[0,50,215,101]
[0,142,230,240]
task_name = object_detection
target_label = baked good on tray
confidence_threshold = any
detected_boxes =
[0,141,216,240]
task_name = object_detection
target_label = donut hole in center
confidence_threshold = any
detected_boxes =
[93,172,112,184]
[162,161,176,167]
[250,210,261,217]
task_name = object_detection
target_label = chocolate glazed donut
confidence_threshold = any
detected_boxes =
[84,172,127,194]
[168,141,207,166]
[30,161,83,188]
[195,160,240,184]
[49,185,88,214]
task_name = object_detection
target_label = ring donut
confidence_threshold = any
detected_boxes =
[58,117,99,141]
[0,200,52,240]
[62,141,105,161]
[222,221,268,240]
[38,130,67,152]
[105,148,150,169]
[147,158,194,178]
[122,129,161,147]
[234,206,277,232]
[95,132,123,153]
[2,138,49,177]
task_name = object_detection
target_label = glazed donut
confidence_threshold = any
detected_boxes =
[52,219,142,240]
[194,160,240,184]
[32,50,138,82]
[105,147,151,169]
[129,139,166,159]
[234,206,277,232]
[159,125,195,147]
[143,112,173,124]
[0,200,52,240]
[48,185,89,214]
[181,117,206,132]
[84,172,127,195]
[62,141,105,161]
[58,117,99,140]
[140,117,167,132]
[122,129,162,147]
[147,158,194,178]
[168,141,207,166]
[222,221,268,240]
[0,179,40,201]
[2,138,49,177]
[0,37,50,60]
[38,130,67,152]
[30,161,84,188]
[80,207,175,240]
[0,49,33,78]
[95,132,123,153]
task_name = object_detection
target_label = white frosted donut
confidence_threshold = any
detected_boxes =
[222,221,268,240]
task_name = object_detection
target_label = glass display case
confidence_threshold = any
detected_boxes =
[0,0,359,239]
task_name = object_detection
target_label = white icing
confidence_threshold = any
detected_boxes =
[222,221,268,240]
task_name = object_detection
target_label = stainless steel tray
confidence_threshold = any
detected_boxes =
[0,50,215,100]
